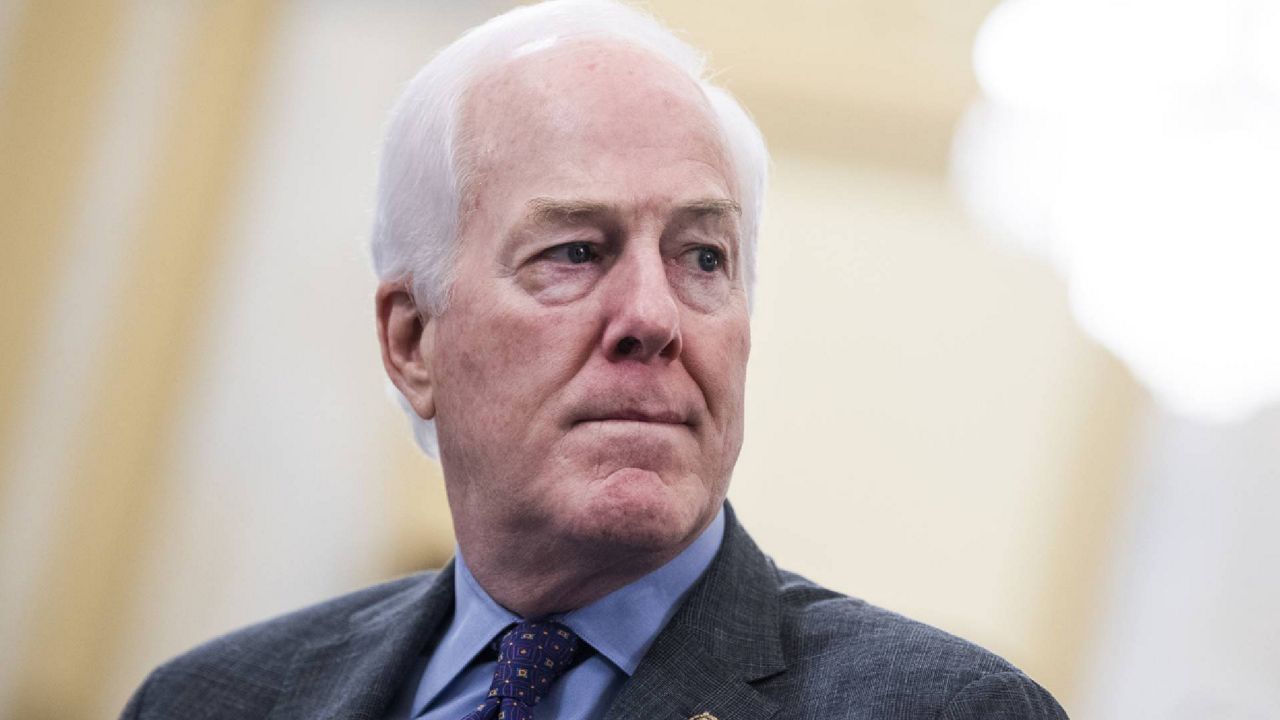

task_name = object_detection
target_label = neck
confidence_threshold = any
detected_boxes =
[456,527,701,618]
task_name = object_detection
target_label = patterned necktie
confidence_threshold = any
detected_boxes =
[461,620,581,720]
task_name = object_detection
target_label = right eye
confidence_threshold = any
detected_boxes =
[545,241,598,264]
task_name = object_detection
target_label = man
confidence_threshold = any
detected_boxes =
[123,1,1067,718]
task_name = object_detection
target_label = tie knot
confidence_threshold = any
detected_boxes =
[489,620,580,707]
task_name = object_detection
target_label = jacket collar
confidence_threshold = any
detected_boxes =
[268,563,456,720]
[267,503,786,720]
[603,503,787,720]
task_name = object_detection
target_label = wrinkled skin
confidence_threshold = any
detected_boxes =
[378,40,750,616]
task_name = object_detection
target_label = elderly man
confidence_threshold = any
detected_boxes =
[123,2,1066,719]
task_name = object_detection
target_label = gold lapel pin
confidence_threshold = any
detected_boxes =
[689,713,718,720]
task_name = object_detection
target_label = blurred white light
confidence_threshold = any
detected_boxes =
[954,0,1280,422]
[1247,3,1280,95]
[950,104,1061,259]
[1056,113,1280,421]
[974,0,1235,113]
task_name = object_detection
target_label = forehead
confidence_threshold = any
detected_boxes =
[457,40,735,210]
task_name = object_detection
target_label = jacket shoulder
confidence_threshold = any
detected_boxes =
[121,572,437,719]
[770,568,1067,718]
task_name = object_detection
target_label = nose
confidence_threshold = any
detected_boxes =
[601,250,682,363]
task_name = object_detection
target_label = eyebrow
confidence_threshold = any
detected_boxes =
[525,197,612,225]
[523,196,742,225]
[678,198,742,219]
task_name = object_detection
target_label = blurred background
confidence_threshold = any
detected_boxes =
[1,0,1277,717]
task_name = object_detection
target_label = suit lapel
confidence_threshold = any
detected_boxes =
[262,506,783,720]
[267,563,456,720]
[605,506,786,720]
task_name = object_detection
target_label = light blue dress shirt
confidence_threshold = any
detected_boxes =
[386,506,725,720]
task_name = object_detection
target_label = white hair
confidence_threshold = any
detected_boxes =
[370,0,769,457]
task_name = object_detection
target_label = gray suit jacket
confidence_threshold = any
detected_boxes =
[122,507,1068,719]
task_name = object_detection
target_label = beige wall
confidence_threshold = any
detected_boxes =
[0,1,1144,717]
[730,154,1143,698]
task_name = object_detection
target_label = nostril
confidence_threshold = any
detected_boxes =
[616,336,640,355]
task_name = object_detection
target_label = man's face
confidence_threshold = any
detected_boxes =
[428,41,750,558]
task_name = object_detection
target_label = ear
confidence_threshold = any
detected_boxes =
[376,279,436,420]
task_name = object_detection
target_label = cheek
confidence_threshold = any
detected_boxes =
[668,263,732,312]
[689,314,751,428]
[435,300,591,430]
[517,262,600,305]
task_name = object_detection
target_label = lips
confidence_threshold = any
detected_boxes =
[570,400,693,427]
[577,408,687,425]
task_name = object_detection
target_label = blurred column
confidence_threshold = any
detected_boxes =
[0,0,123,476]
[1081,406,1280,718]
[99,2,499,712]
[6,2,280,718]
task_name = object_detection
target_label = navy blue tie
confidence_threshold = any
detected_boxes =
[460,620,581,720]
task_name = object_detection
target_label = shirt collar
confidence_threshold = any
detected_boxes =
[559,506,725,674]
[411,505,725,714]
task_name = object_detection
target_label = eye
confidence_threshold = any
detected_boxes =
[694,246,723,273]
[566,242,595,264]
[543,241,598,264]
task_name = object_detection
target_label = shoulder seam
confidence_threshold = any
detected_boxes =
[934,670,1060,720]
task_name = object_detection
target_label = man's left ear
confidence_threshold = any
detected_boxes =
[376,280,436,420]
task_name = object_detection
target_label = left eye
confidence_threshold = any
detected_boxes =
[693,247,723,272]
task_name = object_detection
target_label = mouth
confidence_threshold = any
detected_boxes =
[572,408,691,427]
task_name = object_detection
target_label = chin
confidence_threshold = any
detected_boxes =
[563,466,713,553]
